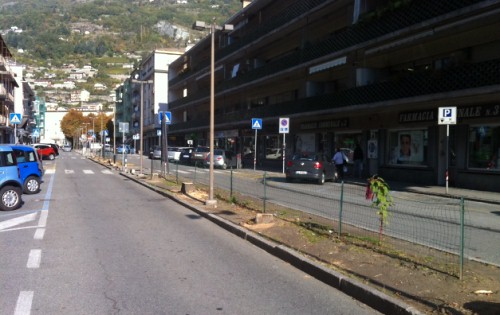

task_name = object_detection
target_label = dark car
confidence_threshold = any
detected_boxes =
[285,152,336,184]
[205,149,237,170]
[179,147,193,164]
[11,145,44,194]
[191,146,210,166]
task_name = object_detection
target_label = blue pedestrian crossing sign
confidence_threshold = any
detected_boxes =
[164,111,172,125]
[252,118,262,130]
[10,113,22,125]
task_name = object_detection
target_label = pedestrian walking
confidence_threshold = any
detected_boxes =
[353,143,364,178]
[332,147,346,181]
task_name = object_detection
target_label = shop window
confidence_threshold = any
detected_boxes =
[388,130,428,165]
[468,125,500,170]
[265,135,282,160]
[335,133,362,161]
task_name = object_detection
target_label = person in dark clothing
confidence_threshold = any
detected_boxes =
[353,144,364,178]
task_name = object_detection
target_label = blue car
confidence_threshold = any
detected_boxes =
[10,145,44,194]
[117,144,131,154]
[0,145,23,210]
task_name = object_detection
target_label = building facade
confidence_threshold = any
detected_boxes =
[166,0,500,192]
[115,49,183,153]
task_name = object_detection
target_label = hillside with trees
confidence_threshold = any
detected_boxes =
[1,0,241,67]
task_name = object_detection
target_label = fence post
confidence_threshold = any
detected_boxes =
[230,168,233,198]
[176,161,179,184]
[263,172,267,213]
[460,197,465,280]
[338,180,344,238]
[194,162,197,183]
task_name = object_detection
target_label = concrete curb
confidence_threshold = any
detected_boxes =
[120,170,424,315]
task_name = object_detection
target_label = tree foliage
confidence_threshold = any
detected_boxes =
[60,109,113,143]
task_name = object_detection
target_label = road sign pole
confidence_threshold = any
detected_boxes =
[283,133,286,174]
[254,129,258,171]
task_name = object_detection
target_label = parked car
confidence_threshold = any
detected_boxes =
[179,147,194,164]
[205,149,237,170]
[149,145,161,159]
[0,145,23,210]
[11,144,44,194]
[285,152,336,185]
[33,144,57,160]
[191,146,210,166]
[104,144,112,152]
[117,144,130,154]
[168,147,189,162]
[38,143,60,156]
[62,144,72,152]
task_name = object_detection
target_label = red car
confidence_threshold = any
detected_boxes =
[33,144,57,160]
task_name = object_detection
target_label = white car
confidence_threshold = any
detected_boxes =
[167,147,188,162]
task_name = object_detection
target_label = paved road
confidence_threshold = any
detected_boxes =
[0,152,381,315]
[137,157,500,266]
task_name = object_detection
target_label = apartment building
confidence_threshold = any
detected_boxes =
[0,35,19,143]
[119,49,183,153]
[166,0,500,192]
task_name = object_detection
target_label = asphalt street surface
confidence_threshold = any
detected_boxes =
[1,151,382,315]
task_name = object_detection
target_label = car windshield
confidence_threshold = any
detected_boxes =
[196,147,209,152]
[214,149,224,155]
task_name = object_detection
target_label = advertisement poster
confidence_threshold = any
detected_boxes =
[395,131,424,164]
[367,140,378,159]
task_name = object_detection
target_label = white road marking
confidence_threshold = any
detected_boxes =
[83,170,94,174]
[65,170,74,174]
[44,169,55,174]
[33,228,45,240]
[0,213,37,231]
[14,291,33,315]
[102,170,113,174]
[27,249,41,269]
[38,211,48,227]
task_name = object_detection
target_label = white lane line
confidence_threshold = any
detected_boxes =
[65,169,74,174]
[102,170,113,174]
[38,211,48,227]
[27,249,41,269]
[0,213,37,231]
[33,228,45,240]
[14,291,33,315]
[83,170,94,174]
[44,169,55,174]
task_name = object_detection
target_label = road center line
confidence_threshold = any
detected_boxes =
[27,249,41,269]
[33,228,45,240]
[14,291,33,315]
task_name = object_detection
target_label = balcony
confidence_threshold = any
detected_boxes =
[168,58,500,133]
[170,0,484,87]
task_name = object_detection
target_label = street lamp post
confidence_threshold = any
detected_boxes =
[193,19,233,206]
[132,75,153,175]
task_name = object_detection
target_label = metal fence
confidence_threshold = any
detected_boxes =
[163,162,475,277]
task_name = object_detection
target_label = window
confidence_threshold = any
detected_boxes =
[468,125,500,170]
[388,129,428,165]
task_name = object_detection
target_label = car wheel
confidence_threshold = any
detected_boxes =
[318,172,325,185]
[49,153,55,160]
[0,185,22,211]
[24,176,41,194]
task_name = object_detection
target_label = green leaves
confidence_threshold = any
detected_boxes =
[368,175,394,226]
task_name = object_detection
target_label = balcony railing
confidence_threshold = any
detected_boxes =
[168,58,500,133]
[170,0,484,87]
